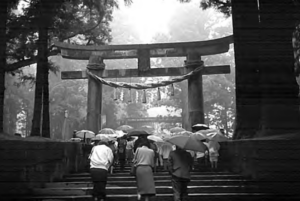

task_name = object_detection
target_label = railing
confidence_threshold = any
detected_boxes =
[0,139,92,196]
[218,133,300,196]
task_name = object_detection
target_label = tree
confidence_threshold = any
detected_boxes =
[201,0,300,138]
[0,0,20,133]
[2,0,120,137]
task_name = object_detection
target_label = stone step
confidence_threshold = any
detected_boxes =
[45,179,251,188]
[64,171,230,178]
[3,193,298,201]
[30,185,259,196]
[63,174,244,182]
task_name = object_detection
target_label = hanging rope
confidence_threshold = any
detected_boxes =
[86,63,204,90]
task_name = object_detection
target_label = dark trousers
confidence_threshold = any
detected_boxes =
[163,159,168,171]
[171,175,190,201]
[90,168,108,200]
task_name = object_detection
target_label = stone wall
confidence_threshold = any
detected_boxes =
[0,139,92,195]
[218,133,300,195]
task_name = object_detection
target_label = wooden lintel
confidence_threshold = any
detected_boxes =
[56,35,233,60]
[60,43,230,60]
[61,65,230,80]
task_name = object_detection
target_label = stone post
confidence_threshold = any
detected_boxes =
[187,52,204,130]
[87,55,105,134]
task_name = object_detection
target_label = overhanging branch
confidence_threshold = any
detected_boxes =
[5,49,60,72]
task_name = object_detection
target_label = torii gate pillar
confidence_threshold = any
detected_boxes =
[187,52,205,131]
[87,55,105,134]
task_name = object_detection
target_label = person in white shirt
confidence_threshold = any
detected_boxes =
[89,140,114,201]
[159,143,173,171]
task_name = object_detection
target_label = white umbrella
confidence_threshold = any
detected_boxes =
[69,138,82,142]
[98,128,116,135]
[92,135,116,142]
[147,135,164,142]
[170,127,185,133]
[75,130,95,139]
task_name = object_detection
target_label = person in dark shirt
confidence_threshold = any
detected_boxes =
[168,146,193,201]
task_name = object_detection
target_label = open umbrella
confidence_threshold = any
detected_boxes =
[92,135,116,142]
[69,138,82,142]
[170,127,185,133]
[166,135,207,152]
[147,135,163,142]
[127,129,151,137]
[117,125,134,131]
[209,132,229,142]
[193,132,208,141]
[98,128,116,135]
[75,130,95,139]
[192,124,210,130]
[177,131,193,136]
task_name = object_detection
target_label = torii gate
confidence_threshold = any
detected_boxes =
[54,35,233,134]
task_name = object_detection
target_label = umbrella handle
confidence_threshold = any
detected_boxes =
[83,132,86,143]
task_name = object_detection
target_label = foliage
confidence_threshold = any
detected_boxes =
[200,0,231,17]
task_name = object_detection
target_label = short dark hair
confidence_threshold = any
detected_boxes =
[98,141,109,146]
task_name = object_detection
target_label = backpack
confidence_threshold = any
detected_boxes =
[118,139,127,154]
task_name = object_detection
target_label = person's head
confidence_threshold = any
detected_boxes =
[97,140,109,146]
[140,141,149,148]
[176,146,183,151]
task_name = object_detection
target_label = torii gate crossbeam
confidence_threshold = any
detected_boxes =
[54,35,233,134]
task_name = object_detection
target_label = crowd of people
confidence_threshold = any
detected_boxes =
[88,128,222,201]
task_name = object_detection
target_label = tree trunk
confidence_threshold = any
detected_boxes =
[31,1,50,137]
[256,0,300,136]
[0,0,7,134]
[232,0,261,139]
[42,60,50,138]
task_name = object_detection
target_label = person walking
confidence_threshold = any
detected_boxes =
[126,138,134,164]
[133,135,150,153]
[209,147,219,170]
[89,140,114,201]
[133,142,156,201]
[168,146,193,201]
[160,142,173,171]
[149,140,159,172]
[117,135,127,171]
[107,140,117,174]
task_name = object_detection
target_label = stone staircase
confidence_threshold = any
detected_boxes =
[2,164,297,201]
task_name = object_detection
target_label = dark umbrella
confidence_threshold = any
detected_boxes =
[127,129,152,137]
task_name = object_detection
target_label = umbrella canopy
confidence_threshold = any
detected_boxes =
[166,135,207,152]
[193,132,208,141]
[209,132,229,142]
[75,130,95,139]
[207,140,220,151]
[176,131,193,136]
[192,123,210,130]
[98,128,116,135]
[170,127,185,133]
[127,129,151,137]
[92,134,116,142]
[116,125,134,131]
[69,138,82,142]
[147,135,164,142]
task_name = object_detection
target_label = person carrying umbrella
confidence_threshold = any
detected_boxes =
[167,146,193,201]
[89,139,114,201]
[117,135,127,171]
[159,142,173,171]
